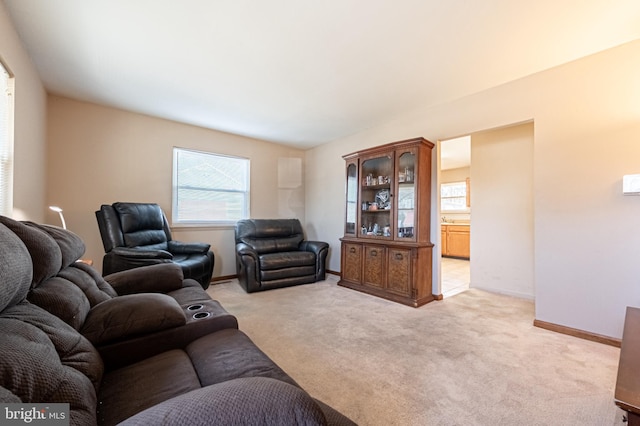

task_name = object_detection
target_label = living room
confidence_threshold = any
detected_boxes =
[2,1,640,424]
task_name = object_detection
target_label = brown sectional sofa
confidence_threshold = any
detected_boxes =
[0,216,355,425]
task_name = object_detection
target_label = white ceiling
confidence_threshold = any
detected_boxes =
[5,1,640,149]
[441,135,470,171]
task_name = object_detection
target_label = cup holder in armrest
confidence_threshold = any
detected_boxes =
[187,304,204,311]
[192,312,211,320]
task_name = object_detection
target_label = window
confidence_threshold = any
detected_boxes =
[172,148,250,225]
[0,60,14,217]
[441,180,468,212]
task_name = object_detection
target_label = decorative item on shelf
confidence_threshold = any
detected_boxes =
[398,172,405,182]
[49,206,67,229]
[375,189,391,210]
[405,168,413,182]
[367,174,375,186]
[397,227,414,238]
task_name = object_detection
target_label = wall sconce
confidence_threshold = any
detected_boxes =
[623,174,640,196]
[49,206,67,229]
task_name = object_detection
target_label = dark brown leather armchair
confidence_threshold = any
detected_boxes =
[96,202,214,289]
[235,219,329,293]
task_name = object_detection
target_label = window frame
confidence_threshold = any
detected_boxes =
[171,147,250,227]
[440,180,469,213]
[0,58,15,218]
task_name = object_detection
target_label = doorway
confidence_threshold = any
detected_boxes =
[436,122,535,300]
[439,136,471,298]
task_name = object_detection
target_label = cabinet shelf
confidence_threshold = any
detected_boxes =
[340,137,435,308]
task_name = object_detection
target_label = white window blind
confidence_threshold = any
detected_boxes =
[172,148,250,225]
[441,181,468,212]
[0,60,14,217]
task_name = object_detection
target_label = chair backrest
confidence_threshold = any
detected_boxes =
[0,218,104,425]
[96,203,172,252]
[235,219,304,254]
[0,215,118,330]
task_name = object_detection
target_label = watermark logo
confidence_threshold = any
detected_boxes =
[1,404,69,425]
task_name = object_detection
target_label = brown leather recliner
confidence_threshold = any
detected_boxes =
[235,219,329,293]
[96,202,214,289]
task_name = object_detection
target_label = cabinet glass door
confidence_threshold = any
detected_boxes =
[345,163,357,235]
[360,154,392,238]
[396,151,416,241]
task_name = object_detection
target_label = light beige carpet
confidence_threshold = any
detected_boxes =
[207,276,625,426]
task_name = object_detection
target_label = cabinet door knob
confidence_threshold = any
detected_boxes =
[371,250,377,256]
[349,247,356,253]
[395,253,403,260]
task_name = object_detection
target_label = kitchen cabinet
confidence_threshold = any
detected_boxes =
[339,137,435,307]
[441,224,470,259]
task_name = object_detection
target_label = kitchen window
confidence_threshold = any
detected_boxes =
[441,180,468,212]
[172,148,250,225]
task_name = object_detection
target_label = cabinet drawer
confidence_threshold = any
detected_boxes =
[363,245,385,288]
[387,248,412,297]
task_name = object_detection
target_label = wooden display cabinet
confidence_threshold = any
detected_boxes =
[339,137,435,307]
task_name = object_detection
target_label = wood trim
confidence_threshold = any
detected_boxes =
[211,271,342,284]
[434,293,444,301]
[533,319,621,347]
[465,177,470,208]
[210,274,237,284]
[326,269,341,277]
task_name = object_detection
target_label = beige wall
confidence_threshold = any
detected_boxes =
[470,123,534,298]
[306,40,640,339]
[47,96,305,277]
[441,166,469,184]
[0,1,47,221]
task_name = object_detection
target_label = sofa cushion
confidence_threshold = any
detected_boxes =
[0,386,21,402]
[98,349,201,425]
[119,377,327,426]
[0,216,62,288]
[81,293,186,346]
[0,303,102,426]
[104,263,184,295]
[166,279,215,305]
[114,203,169,248]
[25,222,86,269]
[259,251,316,270]
[186,329,299,388]
[168,240,210,254]
[0,223,32,312]
[235,219,304,254]
[28,276,92,330]
[27,262,118,331]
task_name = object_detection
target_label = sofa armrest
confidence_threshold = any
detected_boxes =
[81,294,186,345]
[299,240,329,256]
[168,240,210,254]
[111,246,173,259]
[104,263,184,295]
[235,242,259,258]
[119,377,326,426]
